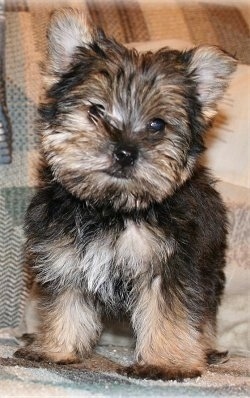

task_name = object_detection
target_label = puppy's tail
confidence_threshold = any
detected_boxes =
[206,349,229,365]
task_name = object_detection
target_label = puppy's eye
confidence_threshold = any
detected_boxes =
[88,104,105,119]
[147,118,166,133]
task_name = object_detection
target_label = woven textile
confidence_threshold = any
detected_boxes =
[0,342,249,397]
[0,0,249,331]
[0,0,12,164]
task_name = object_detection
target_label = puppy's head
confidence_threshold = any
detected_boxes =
[41,8,236,210]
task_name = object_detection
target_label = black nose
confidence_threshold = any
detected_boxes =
[113,145,138,167]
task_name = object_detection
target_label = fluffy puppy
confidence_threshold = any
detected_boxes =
[15,9,236,380]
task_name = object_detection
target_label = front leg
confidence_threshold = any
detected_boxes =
[15,289,102,364]
[125,276,206,380]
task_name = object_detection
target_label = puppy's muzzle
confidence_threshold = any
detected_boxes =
[107,144,138,179]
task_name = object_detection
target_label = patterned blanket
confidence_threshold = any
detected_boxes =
[0,337,249,397]
[0,0,12,163]
[0,0,250,397]
[0,1,249,396]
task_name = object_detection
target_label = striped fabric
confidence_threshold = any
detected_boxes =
[0,0,249,329]
[0,0,12,164]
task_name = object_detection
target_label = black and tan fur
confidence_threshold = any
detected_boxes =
[15,9,236,380]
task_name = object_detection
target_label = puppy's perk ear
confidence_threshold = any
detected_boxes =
[47,8,95,75]
[187,45,237,120]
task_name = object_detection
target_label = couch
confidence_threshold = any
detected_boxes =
[0,1,249,396]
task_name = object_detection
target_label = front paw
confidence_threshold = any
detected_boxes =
[118,364,202,381]
[14,347,80,365]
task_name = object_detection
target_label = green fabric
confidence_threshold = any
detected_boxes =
[0,339,249,397]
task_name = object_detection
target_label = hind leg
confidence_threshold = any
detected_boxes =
[202,318,229,365]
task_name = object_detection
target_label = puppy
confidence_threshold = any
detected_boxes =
[15,9,236,380]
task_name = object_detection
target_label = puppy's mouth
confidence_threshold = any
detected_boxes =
[105,167,134,180]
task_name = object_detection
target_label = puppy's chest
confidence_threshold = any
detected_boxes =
[45,219,173,301]
[81,221,169,294]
